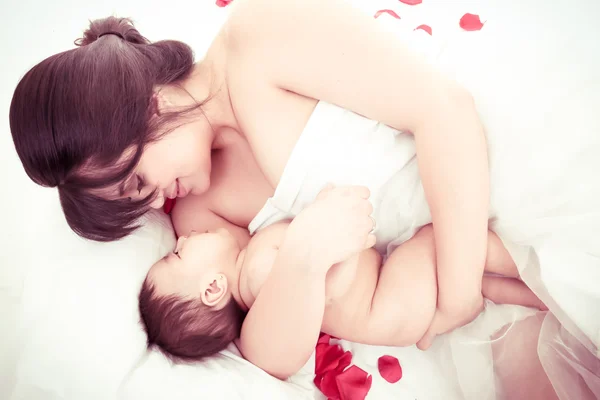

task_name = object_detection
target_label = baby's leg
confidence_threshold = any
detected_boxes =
[357,225,438,346]
[482,276,548,310]
[484,231,519,277]
[483,231,547,310]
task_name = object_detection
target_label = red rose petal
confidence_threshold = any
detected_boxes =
[314,334,367,399]
[414,24,432,35]
[374,9,401,19]
[336,365,373,400]
[335,351,353,373]
[399,0,422,5]
[315,343,346,376]
[378,355,403,383]
[459,13,484,31]
[321,371,342,399]
[318,333,331,345]
[163,198,176,214]
[215,0,233,7]
[313,374,322,390]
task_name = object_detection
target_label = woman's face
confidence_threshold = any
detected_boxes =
[119,115,215,209]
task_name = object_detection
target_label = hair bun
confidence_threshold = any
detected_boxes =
[75,16,149,46]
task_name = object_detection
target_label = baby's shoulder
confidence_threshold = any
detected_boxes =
[250,221,290,246]
[242,221,291,301]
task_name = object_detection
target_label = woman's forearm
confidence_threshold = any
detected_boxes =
[239,236,328,379]
[415,90,489,310]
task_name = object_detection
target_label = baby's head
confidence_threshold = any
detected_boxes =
[139,229,246,362]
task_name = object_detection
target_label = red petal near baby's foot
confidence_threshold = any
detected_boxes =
[459,13,485,31]
[216,0,233,7]
[378,355,403,383]
[399,0,422,5]
[374,9,401,19]
[336,365,373,400]
[415,24,432,35]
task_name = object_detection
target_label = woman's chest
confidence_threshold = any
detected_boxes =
[205,81,320,227]
[204,144,274,227]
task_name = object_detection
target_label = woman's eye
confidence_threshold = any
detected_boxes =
[136,175,145,194]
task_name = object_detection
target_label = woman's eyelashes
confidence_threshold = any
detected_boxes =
[136,175,145,194]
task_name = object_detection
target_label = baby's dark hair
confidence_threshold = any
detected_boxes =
[138,276,246,362]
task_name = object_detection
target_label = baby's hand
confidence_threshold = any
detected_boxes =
[289,185,376,268]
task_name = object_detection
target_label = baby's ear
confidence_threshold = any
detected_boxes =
[200,273,229,308]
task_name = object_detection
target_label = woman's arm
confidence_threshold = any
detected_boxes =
[231,0,488,318]
[239,233,329,379]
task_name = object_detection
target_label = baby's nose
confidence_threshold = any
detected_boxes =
[175,235,187,252]
[149,192,165,209]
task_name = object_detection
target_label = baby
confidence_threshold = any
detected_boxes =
[139,198,546,364]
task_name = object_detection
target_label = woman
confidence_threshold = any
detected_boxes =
[10,0,599,396]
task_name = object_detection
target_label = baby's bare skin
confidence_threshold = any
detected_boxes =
[238,223,546,347]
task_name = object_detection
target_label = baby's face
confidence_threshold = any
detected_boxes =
[148,229,240,299]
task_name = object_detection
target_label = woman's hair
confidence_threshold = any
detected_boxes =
[138,277,246,362]
[10,17,198,241]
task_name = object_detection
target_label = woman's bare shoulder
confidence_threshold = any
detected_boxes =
[223,0,319,55]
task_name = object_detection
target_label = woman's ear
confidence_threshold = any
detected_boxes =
[152,90,167,117]
[153,86,179,116]
[200,273,229,308]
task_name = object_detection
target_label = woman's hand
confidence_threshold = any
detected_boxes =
[288,184,376,269]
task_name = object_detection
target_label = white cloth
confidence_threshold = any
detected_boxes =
[250,0,600,398]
